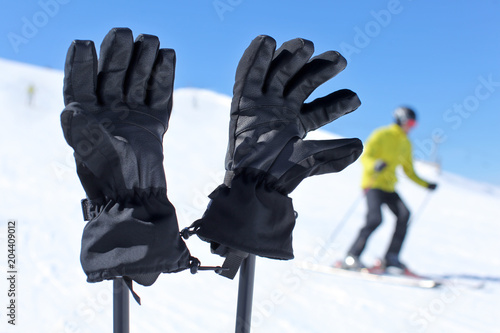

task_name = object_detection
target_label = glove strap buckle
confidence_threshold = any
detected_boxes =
[180,220,201,239]
[181,223,238,278]
[81,198,99,221]
[188,256,229,275]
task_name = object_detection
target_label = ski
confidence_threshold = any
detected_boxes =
[427,274,486,290]
[296,261,441,289]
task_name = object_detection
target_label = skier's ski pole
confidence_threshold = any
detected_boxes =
[316,191,364,260]
[235,254,256,333]
[408,188,435,227]
[318,174,379,260]
[113,278,129,333]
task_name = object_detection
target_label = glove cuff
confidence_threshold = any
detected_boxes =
[80,191,191,285]
[196,171,296,260]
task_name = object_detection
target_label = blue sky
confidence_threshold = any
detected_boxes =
[1,0,499,185]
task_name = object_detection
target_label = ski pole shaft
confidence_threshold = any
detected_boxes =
[318,174,379,260]
[113,278,129,333]
[317,190,365,260]
[408,189,434,227]
[235,254,256,333]
[327,193,364,243]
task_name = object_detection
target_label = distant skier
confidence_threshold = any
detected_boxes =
[27,84,35,106]
[342,106,437,273]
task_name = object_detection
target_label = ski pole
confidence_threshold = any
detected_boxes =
[317,174,379,260]
[235,254,256,333]
[317,191,365,259]
[113,278,129,333]
[407,188,435,227]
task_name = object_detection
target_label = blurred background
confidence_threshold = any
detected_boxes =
[1,0,499,185]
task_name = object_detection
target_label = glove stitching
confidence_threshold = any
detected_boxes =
[234,105,297,137]
[126,109,168,130]
[66,52,77,105]
[237,105,295,113]
[234,119,296,137]
[297,115,308,137]
[120,121,164,146]
[230,37,273,166]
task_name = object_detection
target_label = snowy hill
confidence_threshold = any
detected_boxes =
[1,57,499,333]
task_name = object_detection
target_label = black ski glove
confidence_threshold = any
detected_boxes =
[427,183,438,190]
[186,36,363,277]
[374,160,387,172]
[61,28,191,286]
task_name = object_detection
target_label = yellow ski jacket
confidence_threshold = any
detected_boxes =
[361,124,430,192]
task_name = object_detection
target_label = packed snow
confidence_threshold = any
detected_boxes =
[0,58,499,332]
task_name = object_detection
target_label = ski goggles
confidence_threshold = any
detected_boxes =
[406,119,417,128]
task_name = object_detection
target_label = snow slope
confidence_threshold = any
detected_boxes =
[1,58,499,333]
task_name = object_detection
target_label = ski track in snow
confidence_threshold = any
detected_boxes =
[0,58,499,332]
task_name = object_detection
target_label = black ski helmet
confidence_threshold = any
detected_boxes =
[393,106,417,126]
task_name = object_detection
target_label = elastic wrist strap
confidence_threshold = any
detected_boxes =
[197,172,296,260]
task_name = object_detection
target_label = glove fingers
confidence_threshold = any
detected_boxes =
[63,40,98,107]
[264,38,314,94]
[234,35,276,100]
[97,28,134,105]
[275,138,363,193]
[300,89,361,132]
[285,51,347,103]
[126,34,160,106]
[147,48,176,115]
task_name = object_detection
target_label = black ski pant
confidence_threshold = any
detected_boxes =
[347,189,410,260]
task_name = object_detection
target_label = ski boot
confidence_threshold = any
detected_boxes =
[382,254,410,276]
[340,254,366,271]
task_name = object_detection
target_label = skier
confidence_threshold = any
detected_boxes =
[27,84,35,106]
[342,106,437,273]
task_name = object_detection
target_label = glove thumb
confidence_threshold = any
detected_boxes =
[61,103,131,192]
[274,138,363,193]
